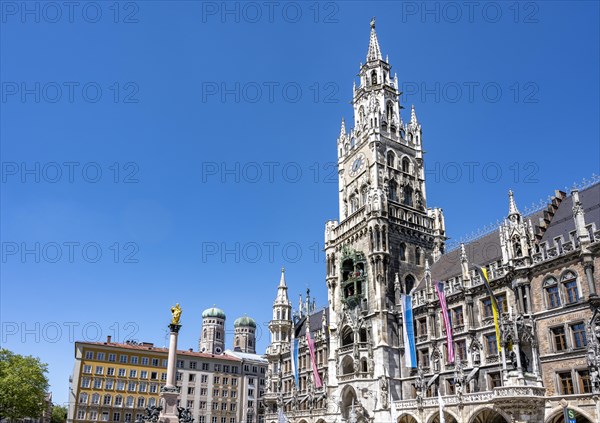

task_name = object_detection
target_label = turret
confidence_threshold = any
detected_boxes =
[233,316,257,354]
[267,268,292,354]
[198,306,226,354]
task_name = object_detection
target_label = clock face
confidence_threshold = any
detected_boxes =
[349,153,365,177]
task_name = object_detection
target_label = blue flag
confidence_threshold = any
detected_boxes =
[290,335,299,387]
[401,294,417,368]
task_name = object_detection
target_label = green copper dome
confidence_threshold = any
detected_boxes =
[234,316,256,328]
[202,306,226,319]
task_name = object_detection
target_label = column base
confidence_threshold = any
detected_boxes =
[159,390,179,423]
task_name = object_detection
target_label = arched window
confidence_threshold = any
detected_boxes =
[405,275,415,294]
[79,393,88,404]
[399,243,406,261]
[371,70,378,85]
[350,137,355,148]
[389,180,398,202]
[91,393,100,404]
[341,326,354,346]
[361,358,368,373]
[543,277,560,308]
[126,396,134,407]
[359,328,368,343]
[387,151,396,167]
[349,195,359,214]
[512,235,523,257]
[415,247,421,265]
[386,102,394,122]
[103,394,111,405]
[341,356,354,375]
[148,398,156,407]
[137,397,145,408]
[403,185,413,207]
[402,157,411,173]
[409,133,414,143]
[561,271,579,304]
[216,331,221,339]
[115,395,123,406]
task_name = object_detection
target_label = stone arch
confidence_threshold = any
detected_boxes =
[341,355,354,375]
[427,410,459,423]
[545,406,596,423]
[340,385,359,419]
[467,406,511,423]
[341,325,354,346]
[398,413,420,423]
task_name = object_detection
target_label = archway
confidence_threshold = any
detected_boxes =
[398,413,419,423]
[428,411,458,423]
[469,408,510,423]
[340,386,358,420]
[546,408,595,423]
[341,355,354,375]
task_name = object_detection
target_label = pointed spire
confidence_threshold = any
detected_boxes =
[410,104,418,124]
[508,190,520,216]
[366,17,382,62]
[339,117,346,138]
[275,267,289,304]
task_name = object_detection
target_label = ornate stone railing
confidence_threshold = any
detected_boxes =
[494,386,545,398]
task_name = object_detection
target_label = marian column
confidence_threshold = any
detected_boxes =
[160,303,182,423]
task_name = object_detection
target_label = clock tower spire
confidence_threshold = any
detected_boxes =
[324,20,446,418]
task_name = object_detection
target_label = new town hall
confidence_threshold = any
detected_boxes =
[262,21,600,423]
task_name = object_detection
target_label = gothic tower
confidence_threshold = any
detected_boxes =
[233,316,257,354]
[324,19,446,420]
[267,268,292,354]
[198,306,226,354]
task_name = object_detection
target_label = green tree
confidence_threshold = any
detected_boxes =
[51,405,67,423]
[0,349,49,421]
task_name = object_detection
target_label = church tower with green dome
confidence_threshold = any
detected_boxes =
[198,306,226,354]
[233,316,257,354]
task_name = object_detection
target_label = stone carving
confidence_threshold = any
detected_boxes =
[177,407,194,423]
[136,406,162,423]
[379,376,389,409]
[586,311,600,394]
[413,366,426,407]
[454,357,465,403]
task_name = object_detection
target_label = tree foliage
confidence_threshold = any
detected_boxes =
[0,349,49,421]
[51,404,67,423]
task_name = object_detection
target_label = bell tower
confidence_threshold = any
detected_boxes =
[324,19,446,420]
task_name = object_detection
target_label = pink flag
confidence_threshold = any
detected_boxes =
[434,281,454,363]
[306,324,322,388]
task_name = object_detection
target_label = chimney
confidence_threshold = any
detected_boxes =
[107,335,112,343]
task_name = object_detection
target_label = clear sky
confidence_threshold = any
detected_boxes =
[1,0,599,406]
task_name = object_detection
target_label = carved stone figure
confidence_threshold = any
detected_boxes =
[177,407,194,423]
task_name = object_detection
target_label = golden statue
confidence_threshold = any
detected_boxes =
[170,303,182,325]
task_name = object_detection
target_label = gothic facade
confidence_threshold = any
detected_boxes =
[263,21,600,423]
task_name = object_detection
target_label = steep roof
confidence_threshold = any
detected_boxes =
[293,308,329,338]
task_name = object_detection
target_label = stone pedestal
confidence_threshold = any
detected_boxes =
[160,324,181,423]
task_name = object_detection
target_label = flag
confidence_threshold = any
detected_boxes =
[290,333,299,387]
[434,281,454,363]
[473,265,502,352]
[437,389,445,423]
[400,294,417,368]
[306,323,322,388]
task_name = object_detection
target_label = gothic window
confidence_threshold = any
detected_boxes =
[456,340,467,361]
[408,133,414,143]
[361,358,368,373]
[341,356,354,375]
[361,186,368,205]
[418,348,430,368]
[405,275,415,294]
[359,107,366,127]
[561,271,579,304]
[400,128,405,139]
[399,243,406,261]
[402,157,411,173]
[415,247,421,265]
[371,70,377,85]
[349,195,358,214]
[386,102,394,122]
[389,180,398,202]
[341,326,354,346]
[350,137,355,148]
[359,328,368,343]
[403,185,413,206]
[543,277,561,309]
[386,151,395,167]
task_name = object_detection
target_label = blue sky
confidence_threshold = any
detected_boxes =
[1,1,598,406]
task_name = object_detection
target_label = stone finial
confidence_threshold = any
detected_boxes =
[508,189,520,216]
[340,117,346,138]
[410,105,418,124]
